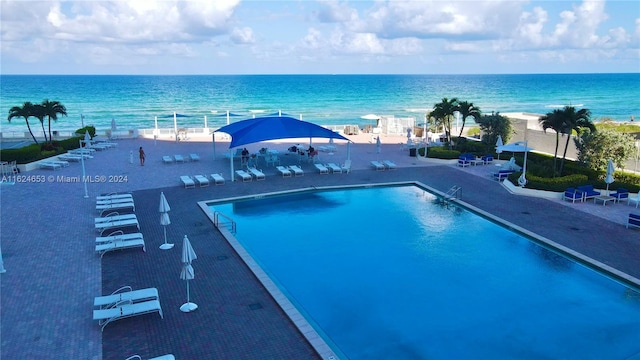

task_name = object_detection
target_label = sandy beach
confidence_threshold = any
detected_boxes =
[1,133,638,359]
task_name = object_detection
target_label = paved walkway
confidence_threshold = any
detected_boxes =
[1,135,638,359]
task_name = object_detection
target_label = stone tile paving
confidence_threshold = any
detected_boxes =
[1,137,638,359]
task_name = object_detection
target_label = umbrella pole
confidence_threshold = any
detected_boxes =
[163,225,167,245]
[186,280,190,303]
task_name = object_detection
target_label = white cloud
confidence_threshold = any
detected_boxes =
[315,0,359,23]
[230,27,255,44]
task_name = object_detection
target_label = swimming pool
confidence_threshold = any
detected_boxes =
[208,185,640,359]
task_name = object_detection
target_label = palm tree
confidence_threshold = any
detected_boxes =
[41,99,67,142]
[32,103,49,143]
[557,106,595,175]
[432,97,458,144]
[538,109,566,177]
[8,102,38,144]
[456,101,481,138]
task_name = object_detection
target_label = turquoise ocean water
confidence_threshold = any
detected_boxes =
[1,73,639,133]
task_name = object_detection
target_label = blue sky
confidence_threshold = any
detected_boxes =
[1,0,638,74]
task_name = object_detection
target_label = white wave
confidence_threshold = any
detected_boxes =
[545,104,585,108]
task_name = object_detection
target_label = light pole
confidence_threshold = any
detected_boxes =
[635,140,639,173]
[80,138,89,199]
[518,140,529,187]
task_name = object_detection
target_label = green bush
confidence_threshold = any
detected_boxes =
[513,173,589,192]
[0,144,42,164]
[56,136,83,151]
[427,146,460,159]
[75,126,96,138]
[454,137,487,155]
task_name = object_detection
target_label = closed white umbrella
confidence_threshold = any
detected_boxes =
[159,192,174,250]
[111,118,117,131]
[376,136,381,154]
[495,135,503,160]
[605,159,615,195]
[180,235,198,312]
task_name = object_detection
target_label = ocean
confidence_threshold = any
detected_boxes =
[1,73,639,133]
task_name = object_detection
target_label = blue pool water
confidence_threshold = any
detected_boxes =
[210,186,640,359]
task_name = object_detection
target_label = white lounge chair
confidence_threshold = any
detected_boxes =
[51,160,70,167]
[95,214,138,224]
[174,155,185,163]
[96,193,132,201]
[125,354,175,360]
[96,197,134,205]
[162,156,174,164]
[314,163,329,174]
[39,161,62,170]
[194,175,209,187]
[235,170,252,182]
[189,153,200,161]
[96,202,135,213]
[326,163,342,173]
[95,238,146,258]
[95,216,140,233]
[341,160,351,174]
[210,173,225,185]
[247,167,266,181]
[96,232,144,244]
[57,154,83,162]
[276,166,292,177]
[93,299,163,332]
[289,165,304,177]
[383,160,397,170]
[370,161,385,171]
[180,176,195,189]
[94,286,159,308]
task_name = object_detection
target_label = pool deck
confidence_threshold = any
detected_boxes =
[1,134,639,359]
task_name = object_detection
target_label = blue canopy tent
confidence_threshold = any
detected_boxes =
[214,116,349,181]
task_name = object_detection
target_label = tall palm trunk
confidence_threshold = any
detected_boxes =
[25,119,39,144]
[552,132,560,177]
[39,120,48,143]
[559,133,572,176]
[48,116,53,142]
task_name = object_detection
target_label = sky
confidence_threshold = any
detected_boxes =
[1,0,639,75]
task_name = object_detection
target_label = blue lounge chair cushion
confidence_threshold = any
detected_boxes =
[576,185,601,199]
[611,188,629,200]
[627,213,640,229]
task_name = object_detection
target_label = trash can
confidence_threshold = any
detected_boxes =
[409,148,417,157]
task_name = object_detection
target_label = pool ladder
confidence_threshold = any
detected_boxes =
[443,185,462,205]
[213,211,237,234]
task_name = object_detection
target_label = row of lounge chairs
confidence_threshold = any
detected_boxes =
[163,153,200,163]
[91,193,168,351]
[370,160,397,171]
[180,173,225,188]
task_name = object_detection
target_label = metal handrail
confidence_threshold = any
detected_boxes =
[213,211,236,234]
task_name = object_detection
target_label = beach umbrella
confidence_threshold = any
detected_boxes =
[83,130,91,146]
[111,118,117,131]
[180,235,198,312]
[495,135,503,160]
[605,159,615,195]
[376,136,381,154]
[159,192,174,250]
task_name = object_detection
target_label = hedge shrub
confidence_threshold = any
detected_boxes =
[427,147,460,159]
